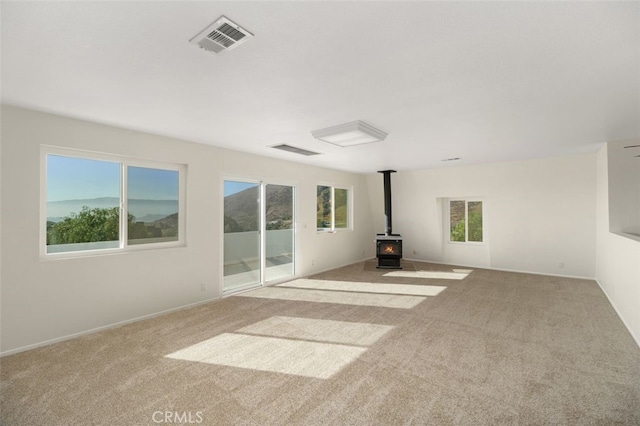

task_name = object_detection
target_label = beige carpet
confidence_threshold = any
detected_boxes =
[383,270,471,280]
[1,260,639,425]
[276,278,447,296]
[166,333,368,379]
[234,286,426,309]
[237,316,395,346]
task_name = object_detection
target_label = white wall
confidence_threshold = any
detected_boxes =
[607,139,640,237]
[367,154,598,278]
[5,104,636,354]
[596,144,640,346]
[0,105,375,354]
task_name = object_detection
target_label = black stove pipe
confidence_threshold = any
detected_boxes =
[378,170,396,235]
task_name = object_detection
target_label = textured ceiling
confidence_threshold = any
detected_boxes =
[2,1,638,173]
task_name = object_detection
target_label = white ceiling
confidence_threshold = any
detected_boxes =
[2,1,639,173]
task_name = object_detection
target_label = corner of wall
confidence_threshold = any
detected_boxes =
[595,141,640,348]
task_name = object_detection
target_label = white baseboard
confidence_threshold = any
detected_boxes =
[306,256,376,277]
[595,279,640,349]
[2,257,622,357]
[0,296,221,357]
[402,257,596,281]
[1,257,376,357]
[405,257,637,348]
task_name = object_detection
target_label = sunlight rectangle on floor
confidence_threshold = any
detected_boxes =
[165,333,366,379]
[278,279,446,296]
[384,270,470,280]
[237,316,394,346]
[234,287,425,309]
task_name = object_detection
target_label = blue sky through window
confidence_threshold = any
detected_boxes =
[128,166,178,200]
[225,181,258,197]
[45,152,185,253]
[47,155,120,202]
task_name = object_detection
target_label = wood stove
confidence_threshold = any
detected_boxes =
[376,234,402,269]
[376,170,403,269]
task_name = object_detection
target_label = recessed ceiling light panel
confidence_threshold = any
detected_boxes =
[189,16,253,55]
[311,121,388,147]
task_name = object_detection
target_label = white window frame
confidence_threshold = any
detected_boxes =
[316,184,352,233]
[447,198,484,244]
[40,146,187,259]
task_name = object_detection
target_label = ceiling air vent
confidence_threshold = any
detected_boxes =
[189,16,253,54]
[271,144,322,156]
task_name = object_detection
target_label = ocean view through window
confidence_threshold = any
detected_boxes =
[127,166,179,245]
[43,147,185,256]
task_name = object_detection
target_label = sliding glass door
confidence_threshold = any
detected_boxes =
[223,180,261,292]
[265,184,294,282]
[223,180,295,293]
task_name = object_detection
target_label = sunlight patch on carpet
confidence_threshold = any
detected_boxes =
[165,333,366,379]
[278,279,446,296]
[237,316,394,346]
[234,286,425,309]
[383,270,471,280]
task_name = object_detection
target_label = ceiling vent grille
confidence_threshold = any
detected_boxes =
[271,144,322,156]
[189,16,253,54]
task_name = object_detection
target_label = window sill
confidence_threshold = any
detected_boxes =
[447,241,486,246]
[612,232,640,243]
[316,229,351,234]
[40,242,187,261]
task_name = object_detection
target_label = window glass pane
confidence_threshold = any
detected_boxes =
[223,181,261,291]
[334,188,348,228]
[467,201,483,242]
[317,185,332,230]
[266,184,293,231]
[127,166,179,245]
[265,184,294,282]
[449,200,466,242]
[46,155,120,253]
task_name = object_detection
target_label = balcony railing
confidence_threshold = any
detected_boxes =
[224,229,294,278]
